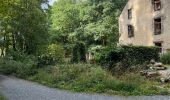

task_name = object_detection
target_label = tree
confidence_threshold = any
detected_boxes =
[51,0,81,44]
[50,0,127,62]
[0,0,50,56]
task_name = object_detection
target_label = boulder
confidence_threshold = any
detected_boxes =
[153,67,167,70]
[154,62,163,67]
[158,70,170,78]
[160,77,170,83]
[158,70,170,83]
[146,71,160,78]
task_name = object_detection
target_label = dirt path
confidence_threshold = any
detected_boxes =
[0,75,170,100]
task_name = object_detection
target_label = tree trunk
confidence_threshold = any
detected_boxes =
[12,32,16,51]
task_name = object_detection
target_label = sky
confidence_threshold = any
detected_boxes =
[49,0,57,5]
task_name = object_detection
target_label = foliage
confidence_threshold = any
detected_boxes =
[27,63,168,96]
[51,0,81,45]
[0,0,49,55]
[38,44,64,66]
[71,43,86,63]
[98,46,160,71]
[79,43,86,62]
[50,0,127,60]
[47,44,64,62]
[29,64,141,95]
[71,44,79,63]
[121,46,160,64]
[161,52,170,65]
[0,55,37,78]
[6,50,36,62]
[87,45,106,62]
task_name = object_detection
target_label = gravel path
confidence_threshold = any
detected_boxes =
[0,75,170,100]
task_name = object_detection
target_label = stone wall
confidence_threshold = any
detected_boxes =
[119,0,170,53]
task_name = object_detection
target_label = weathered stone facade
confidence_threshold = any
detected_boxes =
[119,0,170,53]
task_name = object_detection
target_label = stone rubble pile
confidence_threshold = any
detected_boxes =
[140,59,169,83]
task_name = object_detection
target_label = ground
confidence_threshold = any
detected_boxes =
[1,75,170,100]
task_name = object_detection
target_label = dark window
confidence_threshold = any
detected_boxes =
[154,18,161,35]
[152,0,161,11]
[128,25,134,38]
[128,9,132,19]
[154,42,162,53]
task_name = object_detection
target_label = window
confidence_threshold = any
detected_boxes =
[154,18,161,35]
[128,25,134,38]
[154,42,162,53]
[128,9,132,19]
[152,0,161,11]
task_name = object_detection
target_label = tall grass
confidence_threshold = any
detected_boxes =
[28,63,168,95]
[161,52,170,65]
[0,94,5,100]
[0,57,168,95]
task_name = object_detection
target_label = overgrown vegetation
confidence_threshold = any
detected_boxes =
[0,0,49,55]
[29,64,168,95]
[97,46,160,72]
[161,52,170,65]
[0,0,168,96]
[38,44,64,66]
[0,54,37,78]
[0,94,5,100]
[0,61,168,96]
[50,0,127,60]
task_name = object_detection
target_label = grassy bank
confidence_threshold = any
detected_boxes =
[26,63,169,96]
[0,58,169,96]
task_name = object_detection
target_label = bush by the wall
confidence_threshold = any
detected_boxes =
[161,52,170,65]
[99,46,160,71]
[122,45,160,64]
[99,47,124,69]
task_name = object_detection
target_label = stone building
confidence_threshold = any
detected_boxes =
[119,0,170,53]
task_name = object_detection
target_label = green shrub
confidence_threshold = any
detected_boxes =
[122,46,160,64]
[48,44,64,62]
[0,58,18,75]
[15,60,37,78]
[20,63,169,95]
[38,44,64,66]
[0,56,37,78]
[6,50,36,62]
[161,52,170,64]
[99,46,160,71]
[88,45,106,63]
